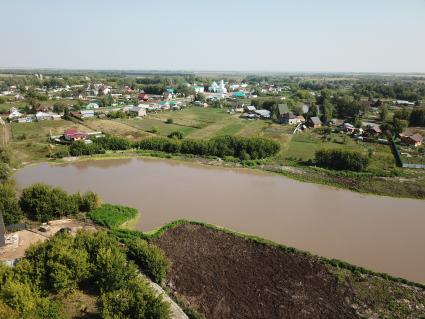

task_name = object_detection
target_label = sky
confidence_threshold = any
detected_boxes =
[1,0,424,73]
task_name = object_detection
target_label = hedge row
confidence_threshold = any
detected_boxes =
[69,135,281,160]
[315,149,369,171]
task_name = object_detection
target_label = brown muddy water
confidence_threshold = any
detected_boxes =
[14,158,425,283]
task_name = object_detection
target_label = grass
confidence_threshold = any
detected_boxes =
[88,203,138,228]
[119,117,196,136]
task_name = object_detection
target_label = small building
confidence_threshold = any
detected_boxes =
[232,91,246,98]
[276,104,289,124]
[401,134,423,147]
[255,109,271,119]
[282,112,303,125]
[162,92,172,101]
[245,105,256,113]
[36,112,60,121]
[193,86,204,93]
[365,125,382,136]
[307,117,322,128]
[343,123,355,133]
[296,115,305,123]
[128,106,147,117]
[64,128,88,141]
[84,102,99,110]
[80,110,95,119]
[138,91,149,101]
[7,107,22,120]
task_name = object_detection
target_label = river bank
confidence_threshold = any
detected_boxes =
[15,149,425,200]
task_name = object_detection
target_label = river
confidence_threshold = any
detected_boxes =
[14,158,425,283]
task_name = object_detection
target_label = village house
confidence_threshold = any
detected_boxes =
[193,86,204,93]
[128,106,147,117]
[36,111,61,121]
[232,92,246,98]
[84,102,99,110]
[255,109,271,119]
[281,112,297,125]
[276,104,289,124]
[343,123,355,133]
[307,117,322,128]
[162,91,172,101]
[365,125,382,136]
[64,128,88,141]
[138,91,149,101]
[401,133,423,147]
[244,105,256,114]
[7,107,22,120]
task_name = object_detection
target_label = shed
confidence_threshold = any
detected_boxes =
[307,117,322,128]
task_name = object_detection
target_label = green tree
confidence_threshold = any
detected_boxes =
[94,247,138,292]
[100,277,171,319]
[0,183,23,225]
[19,183,79,221]
[321,100,334,123]
[379,106,389,122]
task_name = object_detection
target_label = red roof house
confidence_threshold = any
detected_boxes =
[64,128,88,141]
[138,91,149,101]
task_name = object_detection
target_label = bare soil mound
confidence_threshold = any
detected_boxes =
[155,223,359,319]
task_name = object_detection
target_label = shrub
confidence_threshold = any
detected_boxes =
[127,239,170,283]
[19,183,79,221]
[78,191,102,212]
[50,149,69,159]
[88,204,138,228]
[94,136,132,151]
[167,131,184,139]
[315,149,369,171]
[149,126,160,134]
[69,141,105,156]
[99,277,171,319]
[165,118,173,124]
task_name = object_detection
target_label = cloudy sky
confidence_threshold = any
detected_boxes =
[1,0,424,72]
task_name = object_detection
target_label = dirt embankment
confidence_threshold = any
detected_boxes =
[155,224,359,319]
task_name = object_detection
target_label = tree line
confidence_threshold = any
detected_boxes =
[315,149,369,172]
[68,135,281,160]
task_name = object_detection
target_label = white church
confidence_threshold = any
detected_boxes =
[209,80,227,94]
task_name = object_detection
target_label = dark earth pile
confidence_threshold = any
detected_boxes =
[155,224,358,319]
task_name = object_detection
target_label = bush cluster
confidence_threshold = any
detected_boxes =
[67,134,280,160]
[0,231,170,318]
[19,183,101,222]
[137,135,280,160]
[315,149,369,171]
[127,238,171,284]
[69,141,105,156]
